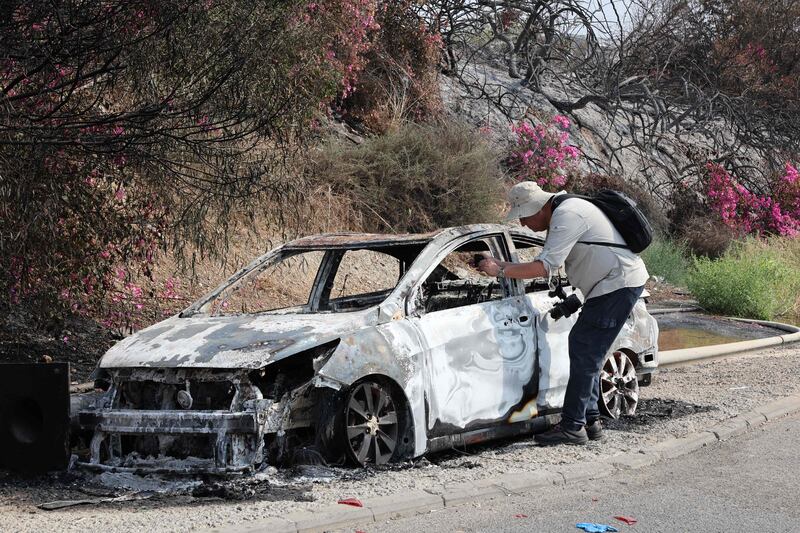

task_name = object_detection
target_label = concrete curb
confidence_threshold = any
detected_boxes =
[207,392,800,533]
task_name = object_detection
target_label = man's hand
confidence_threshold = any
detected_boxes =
[475,255,501,277]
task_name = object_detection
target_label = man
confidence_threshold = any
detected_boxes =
[477,181,649,445]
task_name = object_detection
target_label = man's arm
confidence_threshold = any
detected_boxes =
[476,208,586,280]
[478,258,548,279]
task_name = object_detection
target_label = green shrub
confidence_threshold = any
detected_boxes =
[310,121,504,232]
[687,238,800,320]
[641,239,691,287]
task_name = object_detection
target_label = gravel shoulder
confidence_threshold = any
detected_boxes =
[2,344,800,533]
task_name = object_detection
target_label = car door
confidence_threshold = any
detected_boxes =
[508,233,579,413]
[407,232,536,437]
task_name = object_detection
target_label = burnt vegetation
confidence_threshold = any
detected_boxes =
[422,0,800,190]
[1,1,798,331]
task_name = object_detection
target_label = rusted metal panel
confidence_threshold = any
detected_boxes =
[79,409,260,435]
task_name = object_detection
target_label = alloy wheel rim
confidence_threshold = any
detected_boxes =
[345,382,399,465]
[599,351,639,419]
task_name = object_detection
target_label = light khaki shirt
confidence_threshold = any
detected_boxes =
[534,196,649,300]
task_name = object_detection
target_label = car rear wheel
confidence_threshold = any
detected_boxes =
[598,350,639,419]
[342,380,401,466]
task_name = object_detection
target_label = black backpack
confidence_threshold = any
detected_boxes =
[551,189,653,253]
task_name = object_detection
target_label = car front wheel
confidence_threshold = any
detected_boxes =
[342,380,403,466]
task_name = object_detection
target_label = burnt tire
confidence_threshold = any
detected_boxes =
[339,379,406,466]
[598,350,639,419]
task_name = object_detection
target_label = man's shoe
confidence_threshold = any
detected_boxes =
[534,424,589,446]
[586,419,604,441]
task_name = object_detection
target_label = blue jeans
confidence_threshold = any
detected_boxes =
[560,285,644,431]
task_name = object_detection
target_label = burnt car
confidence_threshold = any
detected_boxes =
[77,225,658,473]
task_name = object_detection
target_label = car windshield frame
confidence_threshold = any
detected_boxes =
[181,234,435,317]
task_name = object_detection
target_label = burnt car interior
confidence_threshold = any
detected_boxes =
[318,248,405,312]
[511,235,562,294]
[200,231,557,317]
[419,237,509,313]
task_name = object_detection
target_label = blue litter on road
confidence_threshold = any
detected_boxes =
[576,523,619,533]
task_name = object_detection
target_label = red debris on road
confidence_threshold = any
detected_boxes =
[613,516,638,525]
[338,498,364,507]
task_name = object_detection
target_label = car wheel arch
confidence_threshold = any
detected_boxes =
[318,373,416,465]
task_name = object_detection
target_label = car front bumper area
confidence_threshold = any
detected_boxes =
[78,399,276,474]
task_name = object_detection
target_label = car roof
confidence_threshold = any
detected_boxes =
[283,230,444,250]
[282,226,544,251]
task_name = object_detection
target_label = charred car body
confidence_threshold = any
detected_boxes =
[77,225,659,473]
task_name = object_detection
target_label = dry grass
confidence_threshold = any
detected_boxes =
[307,120,505,233]
[129,183,370,327]
[679,215,736,258]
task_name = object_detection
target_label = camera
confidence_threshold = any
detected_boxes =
[549,294,582,320]
[548,282,582,320]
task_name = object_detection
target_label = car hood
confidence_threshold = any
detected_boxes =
[99,310,375,370]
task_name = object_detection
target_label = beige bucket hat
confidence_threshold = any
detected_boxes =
[505,181,557,221]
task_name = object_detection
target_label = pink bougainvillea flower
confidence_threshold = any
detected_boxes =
[705,162,800,237]
[553,115,571,130]
[509,115,580,190]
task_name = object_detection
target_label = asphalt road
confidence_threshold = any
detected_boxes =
[374,413,800,533]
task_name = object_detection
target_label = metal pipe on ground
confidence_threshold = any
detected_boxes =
[659,318,800,366]
[649,306,701,315]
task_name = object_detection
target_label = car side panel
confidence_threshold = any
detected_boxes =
[315,321,429,457]
[609,298,660,370]
[526,292,579,411]
[411,296,536,436]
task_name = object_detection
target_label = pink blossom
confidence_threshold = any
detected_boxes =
[553,115,570,130]
[706,162,800,236]
[509,116,581,191]
[784,163,799,184]
[521,150,534,164]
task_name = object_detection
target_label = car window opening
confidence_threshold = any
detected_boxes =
[420,238,507,314]
[208,244,426,316]
[512,237,567,294]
